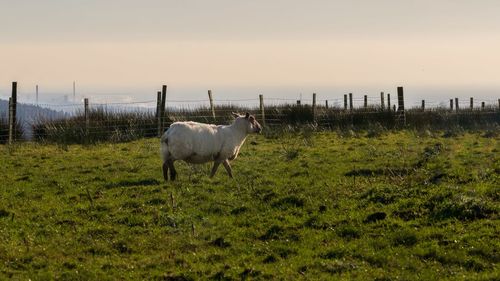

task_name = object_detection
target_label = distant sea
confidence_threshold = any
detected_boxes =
[1,85,498,111]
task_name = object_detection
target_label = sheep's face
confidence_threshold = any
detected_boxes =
[233,112,262,133]
[247,114,262,134]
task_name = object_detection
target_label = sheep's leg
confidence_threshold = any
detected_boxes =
[210,162,221,178]
[168,160,177,181]
[222,160,233,178]
[162,161,169,181]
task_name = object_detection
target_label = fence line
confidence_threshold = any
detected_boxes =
[1,82,499,144]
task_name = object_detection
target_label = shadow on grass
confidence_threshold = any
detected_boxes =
[104,178,160,189]
[344,168,409,177]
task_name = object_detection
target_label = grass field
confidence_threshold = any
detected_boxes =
[0,130,499,280]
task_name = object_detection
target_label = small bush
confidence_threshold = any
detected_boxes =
[336,225,360,239]
[271,196,305,209]
[482,129,499,138]
[304,216,330,229]
[263,255,277,263]
[155,274,195,281]
[112,240,132,254]
[0,209,11,218]
[157,214,177,228]
[260,225,285,241]
[393,199,426,221]
[210,237,231,248]
[0,116,24,144]
[430,195,497,221]
[321,248,347,260]
[360,186,402,205]
[316,260,356,274]
[391,229,418,247]
[442,126,464,138]
[281,144,300,161]
[230,206,248,215]
[363,212,387,223]
[366,123,385,138]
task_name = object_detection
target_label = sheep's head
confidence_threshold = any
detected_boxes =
[232,112,262,133]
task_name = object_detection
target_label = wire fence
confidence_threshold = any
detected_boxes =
[1,91,499,145]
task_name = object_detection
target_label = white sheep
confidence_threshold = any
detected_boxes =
[160,112,262,181]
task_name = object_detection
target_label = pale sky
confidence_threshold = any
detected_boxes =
[1,0,499,104]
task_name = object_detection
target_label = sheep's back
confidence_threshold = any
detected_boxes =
[165,122,222,162]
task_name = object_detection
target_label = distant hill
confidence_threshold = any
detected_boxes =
[0,99,68,139]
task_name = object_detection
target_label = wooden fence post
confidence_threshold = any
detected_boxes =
[363,95,367,109]
[208,90,216,120]
[84,98,89,142]
[498,99,500,110]
[156,91,161,118]
[380,92,385,110]
[481,102,485,110]
[421,100,425,111]
[397,87,405,112]
[344,94,348,110]
[470,97,473,110]
[259,94,265,127]
[450,99,454,111]
[393,105,396,112]
[396,86,406,126]
[296,100,301,105]
[312,93,317,121]
[387,93,391,111]
[8,97,13,145]
[160,85,167,133]
[10,82,17,142]
[455,98,459,111]
[84,98,89,118]
[156,91,162,136]
[349,93,353,110]
[9,82,17,144]
[12,82,17,128]
[325,100,328,109]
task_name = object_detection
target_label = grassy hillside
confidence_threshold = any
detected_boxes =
[0,131,498,280]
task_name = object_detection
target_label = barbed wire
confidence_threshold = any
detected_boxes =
[7,95,497,108]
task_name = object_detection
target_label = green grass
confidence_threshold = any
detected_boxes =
[0,131,499,280]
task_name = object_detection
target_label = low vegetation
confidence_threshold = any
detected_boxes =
[32,108,158,144]
[26,104,500,144]
[0,131,498,280]
[0,116,23,144]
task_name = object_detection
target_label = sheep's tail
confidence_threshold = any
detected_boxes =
[160,132,170,163]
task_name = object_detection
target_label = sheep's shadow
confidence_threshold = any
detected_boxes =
[104,178,160,189]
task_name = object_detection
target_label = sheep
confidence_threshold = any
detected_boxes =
[160,112,262,181]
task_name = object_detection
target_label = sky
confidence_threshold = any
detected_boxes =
[1,0,499,106]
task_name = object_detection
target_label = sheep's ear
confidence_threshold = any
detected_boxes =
[231,112,240,118]
[245,112,250,119]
